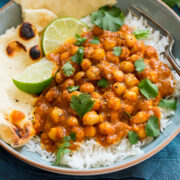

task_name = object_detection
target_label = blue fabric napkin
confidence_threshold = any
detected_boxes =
[0,1,179,180]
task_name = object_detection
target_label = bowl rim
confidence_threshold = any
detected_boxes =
[0,0,180,176]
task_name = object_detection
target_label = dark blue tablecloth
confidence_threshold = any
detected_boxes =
[0,1,180,180]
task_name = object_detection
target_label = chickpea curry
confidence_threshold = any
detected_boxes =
[33,23,175,153]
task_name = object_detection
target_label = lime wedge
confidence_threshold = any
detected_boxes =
[42,17,88,55]
[12,59,54,94]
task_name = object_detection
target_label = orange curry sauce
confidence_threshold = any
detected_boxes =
[33,25,175,153]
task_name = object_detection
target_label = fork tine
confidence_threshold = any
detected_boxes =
[130,5,180,76]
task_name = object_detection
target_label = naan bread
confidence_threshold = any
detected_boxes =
[0,22,41,147]
[23,9,57,32]
[15,0,116,19]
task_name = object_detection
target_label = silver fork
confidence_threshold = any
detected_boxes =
[129,5,180,76]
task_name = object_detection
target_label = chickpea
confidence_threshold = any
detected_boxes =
[137,126,147,139]
[130,86,139,94]
[124,74,139,88]
[80,83,95,93]
[131,41,145,54]
[55,71,63,84]
[125,33,137,48]
[48,126,66,141]
[81,59,92,71]
[60,51,70,61]
[106,51,119,64]
[69,91,81,100]
[62,90,70,101]
[92,26,103,36]
[119,47,130,60]
[50,107,65,123]
[145,45,157,58]
[99,122,115,135]
[149,70,158,83]
[85,126,96,137]
[83,111,100,126]
[84,47,94,59]
[92,98,101,111]
[71,45,79,55]
[132,111,149,124]
[72,126,85,140]
[67,116,79,127]
[108,97,121,110]
[86,66,101,80]
[112,70,124,82]
[123,90,138,102]
[120,61,135,73]
[113,82,126,96]
[62,79,74,89]
[103,91,115,99]
[45,87,59,102]
[91,92,101,99]
[91,48,105,61]
[107,135,117,144]
[103,39,116,51]
[74,71,85,82]
[128,54,142,63]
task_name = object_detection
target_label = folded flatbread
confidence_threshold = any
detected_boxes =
[0,22,41,147]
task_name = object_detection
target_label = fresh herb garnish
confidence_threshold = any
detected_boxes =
[145,116,160,137]
[70,93,95,117]
[67,86,80,92]
[162,0,180,8]
[90,36,100,44]
[113,47,122,56]
[91,6,125,32]
[62,61,74,77]
[133,29,150,39]
[138,78,159,99]
[71,46,84,64]
[135,58,146,73]
[128,131,139,144]
[158,99,177,110]
[54,133,76,166]
[70,132,76,141]
[74,34,87,46]
[97,78,109,88]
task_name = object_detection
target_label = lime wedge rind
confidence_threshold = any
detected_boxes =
[12,59,54,94]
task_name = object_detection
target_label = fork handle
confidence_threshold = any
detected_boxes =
[165,51,180,76]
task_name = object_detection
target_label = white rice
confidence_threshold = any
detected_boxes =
[25,12,180,169]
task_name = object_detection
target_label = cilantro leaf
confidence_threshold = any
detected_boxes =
[90,36,100,44]
[70,132,76,141]
[71,46,84,64]
[113,47,122,56]
[97,78,109,88]
[67,86,80,92]
[145,116,160,137]
[138,78,159,99]
[135,58,146,73]
[74,34,87,46]
[62,62,74,77]
[162,0,180,7]
[128,131,139,144]
[91,6,125,32]
[133,29,150,39]
[70,93,95,117]
[158,99,177,110]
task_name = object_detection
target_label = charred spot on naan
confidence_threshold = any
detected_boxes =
[19,22,37,40]
[29,45,41,60]
[6,41,26,57]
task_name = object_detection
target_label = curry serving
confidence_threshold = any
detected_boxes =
[33,24,175,153]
